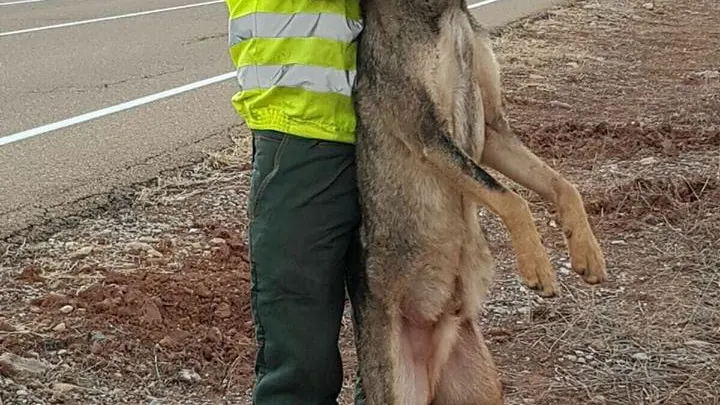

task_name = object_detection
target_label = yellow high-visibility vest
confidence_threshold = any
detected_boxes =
[225,0,362,144]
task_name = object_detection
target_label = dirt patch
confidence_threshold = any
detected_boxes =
[16,265,47,284]
[72,253,255,387]
[586,175,719,229]
[2,0,720,404]
[517,121,720,163]
[1,222,257,403]
[497,0,720,135]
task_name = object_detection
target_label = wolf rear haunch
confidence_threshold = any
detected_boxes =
[350,0,608,404]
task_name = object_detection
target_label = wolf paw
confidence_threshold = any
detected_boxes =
[566,227,607,284]
[516,250,558,298]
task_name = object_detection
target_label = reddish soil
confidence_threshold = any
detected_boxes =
[1,0,719,404]
[1,224,258,403]
[518,121,720,163]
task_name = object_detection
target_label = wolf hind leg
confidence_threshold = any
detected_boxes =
[356,296,435,405]
[431,319,504,405]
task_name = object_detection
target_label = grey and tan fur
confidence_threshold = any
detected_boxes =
[349,0,607,404]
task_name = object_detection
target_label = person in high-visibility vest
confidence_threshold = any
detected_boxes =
[224,1,365,404]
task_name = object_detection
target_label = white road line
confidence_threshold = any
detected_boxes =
[0,0,224,37]
[469,0,500,9]
[0,0,494,148]
[0,72,236,147]
[0,0,47,5]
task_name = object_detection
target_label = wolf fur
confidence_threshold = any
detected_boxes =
[349,1,607,404]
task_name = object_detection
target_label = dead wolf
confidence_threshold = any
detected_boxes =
[349,0,607,404]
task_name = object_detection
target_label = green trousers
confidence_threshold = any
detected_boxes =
[247,129,366,405]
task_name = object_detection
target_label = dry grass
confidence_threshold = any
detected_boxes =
[489,228,720,404]
[2,0,720,404]
[134,131,253,207]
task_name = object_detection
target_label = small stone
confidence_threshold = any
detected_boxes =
[147,248,163,258]
[138,236,160,243]
[215,303,232,319]
[0,352,50,376]
[53,322,67,332]
[492,306,508,315]
[59,305,74,314]
[566,354,578,362]
[196,283,212,298]
[210,238,227,246]
[610,239,627,245]
[576,357,587,364]
[52,382,81,394]
[591,395,607,404]
[566,62,580,68]
[206,327,223,343]
[632,352,650,361]
[559,268,571,276]
[643,2,654,10]
[549,219,558,228]
[639,156,658,165]
[125,241,153,252]
[69,246,93,259]
[16,389,28,396]
[178,369,201,384]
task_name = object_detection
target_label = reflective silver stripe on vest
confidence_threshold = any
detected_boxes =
[237,64,355,96]
[229,12,363,47]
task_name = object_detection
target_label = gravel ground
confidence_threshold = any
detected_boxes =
[1,0,719,404]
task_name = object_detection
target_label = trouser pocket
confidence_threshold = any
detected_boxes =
[247,130,288,220]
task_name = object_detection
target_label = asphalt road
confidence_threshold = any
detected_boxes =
[0,0,239,239]
[0,0,565,240]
